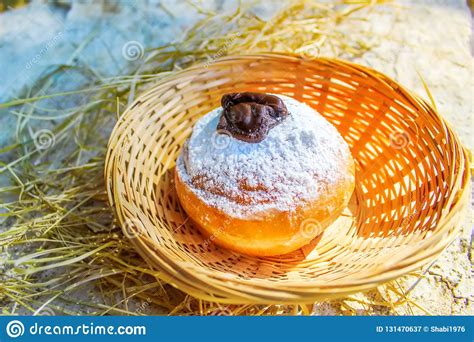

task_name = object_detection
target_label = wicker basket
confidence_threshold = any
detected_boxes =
[105,53,470,304]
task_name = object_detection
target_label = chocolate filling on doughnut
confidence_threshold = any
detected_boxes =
[217,92,289,143]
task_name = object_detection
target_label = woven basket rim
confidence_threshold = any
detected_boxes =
[105,53,471,304]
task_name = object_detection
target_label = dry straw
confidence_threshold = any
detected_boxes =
[105,53,471,304]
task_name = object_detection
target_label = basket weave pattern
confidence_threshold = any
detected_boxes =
[105,54,470,303]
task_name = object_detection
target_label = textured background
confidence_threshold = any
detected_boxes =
[0,0,472,315]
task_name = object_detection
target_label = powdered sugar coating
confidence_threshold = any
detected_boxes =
[176,95,352,219]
